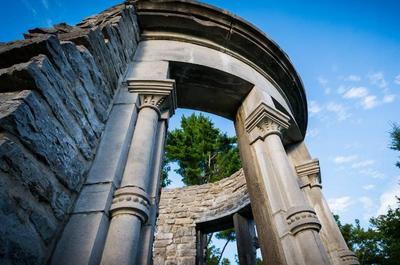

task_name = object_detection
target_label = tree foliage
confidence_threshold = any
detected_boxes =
[206,244,231,265]
[335,206,400,265]
[163,113,241,263]
[332,123,400,264]
[390,123,400,168]
[163,113,241,186]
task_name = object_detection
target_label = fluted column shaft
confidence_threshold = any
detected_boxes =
[297,160,359,265]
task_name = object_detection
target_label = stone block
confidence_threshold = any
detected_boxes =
[175,218,193,225]
[86,102,137,185]
[0,90,87,192]
[114,86,139,105]
[177,257,195,265]
[73,182,114,214]
[51,212,109,265]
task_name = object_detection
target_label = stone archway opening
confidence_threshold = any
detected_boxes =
[154,168,263,264]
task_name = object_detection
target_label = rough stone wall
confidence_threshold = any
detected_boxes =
[154,170,249,265]
[0,4,139,264]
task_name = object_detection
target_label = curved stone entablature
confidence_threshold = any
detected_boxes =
[154,170,249,264]
[132,0,308,136]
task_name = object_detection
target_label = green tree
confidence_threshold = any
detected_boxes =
[335,206,400,264]
[164,113,241,186]
[332,123,400,264]
[206,243,231,265]
[163,113,241,263]
[390,123,400,168]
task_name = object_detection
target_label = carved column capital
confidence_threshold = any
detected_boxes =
[337,249,360,265]
[296,159,322,189]
[127,79,177,119]
[286,206,321,235]
[110,186,151,222]
[244,103,290,144]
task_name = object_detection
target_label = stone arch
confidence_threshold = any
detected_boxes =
[154,170,249,264]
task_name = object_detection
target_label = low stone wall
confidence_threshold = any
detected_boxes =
[0,4,139,264]
[154,169,249,265]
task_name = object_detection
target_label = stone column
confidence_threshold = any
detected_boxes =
[296,159,359,265]
[242,103,330,265]
[100,79,176,265]
[137,119,168,264]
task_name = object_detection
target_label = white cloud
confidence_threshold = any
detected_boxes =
[368,72,387,89]
[326,102,350,121]
[308,129,319,138]
[341,86,393,109]
[359,196,375,220]
[363,184,375,191]
[317,76,331,94]
[309,101,322,115]
[46,18,54,28]
[318,76,328,86]
[383,94,396,103]
[42,0,49,9]
[334,155,358,164]
[344,75,361,82]
[328,196,353,213]
[376,183,400,216]
[361,95,378,109]
[46,19,53,27]
[359,168,385,179]
[352,160,375,168]
[21,0,37,16]
[343,87,369,99]
[395,74,400,85]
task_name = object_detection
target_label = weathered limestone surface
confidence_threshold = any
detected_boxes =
[0,4,139,264]
[154,170,249,265]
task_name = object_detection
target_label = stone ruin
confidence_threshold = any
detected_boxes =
[0,1,360,265]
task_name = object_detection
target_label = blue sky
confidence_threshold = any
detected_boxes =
[2,0,399,262]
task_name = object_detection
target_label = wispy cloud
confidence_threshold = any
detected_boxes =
[395,74,400,85]
[368,72,387,89]
[318,76,331,94]
[328,196,353,213]
[344,75,361,82]
[307,128,319,138]
[46,18,53,27]
[333,155,358,164]
[41,0,49,9]
[377,182,400,216]
[361,95,378,109]
[21,0,37,16]
[309,101,322,115]
[359,168,385,179]
[359,196,375,220]
[352,160,375,168]
[363,184,375,191]
[341,84,394,109]
[326,102,350,121]
[343,87,368,99]
[383,94,396,103]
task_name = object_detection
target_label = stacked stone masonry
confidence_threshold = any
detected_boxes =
[0,4,139,264]
[154,170,250,265]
